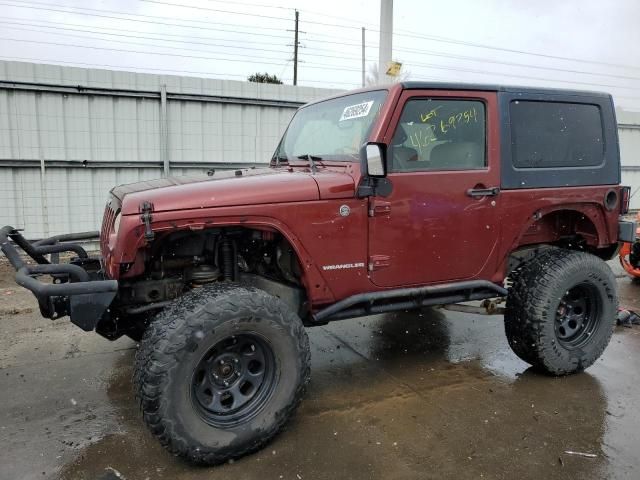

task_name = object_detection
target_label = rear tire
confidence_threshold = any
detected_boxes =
[134,283,310,465]
[504,249,617,375]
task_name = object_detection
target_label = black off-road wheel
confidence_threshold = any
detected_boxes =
[505,249,617,375]
[134,283,310,465]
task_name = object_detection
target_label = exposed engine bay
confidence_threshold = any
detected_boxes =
[101,228,306,339]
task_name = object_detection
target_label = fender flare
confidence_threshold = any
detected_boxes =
[495,204,613,281]
[119,214,336,305]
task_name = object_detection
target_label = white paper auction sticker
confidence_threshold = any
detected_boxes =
[339,100,374,122]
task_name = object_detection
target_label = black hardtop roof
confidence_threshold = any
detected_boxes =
[401,81,611,98]
[301,82,611,108]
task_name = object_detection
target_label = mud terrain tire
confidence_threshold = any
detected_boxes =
[505,249,617,375]
[134,283,310,464]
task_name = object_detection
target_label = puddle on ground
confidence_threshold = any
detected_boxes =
[56,305,639,480]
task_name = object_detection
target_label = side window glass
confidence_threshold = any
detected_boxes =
[510,101,604,169]
[390,99,486,172]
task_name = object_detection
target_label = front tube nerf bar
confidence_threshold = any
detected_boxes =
[0,226,118,330]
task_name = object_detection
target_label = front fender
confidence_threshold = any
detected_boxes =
[110,210,338,306]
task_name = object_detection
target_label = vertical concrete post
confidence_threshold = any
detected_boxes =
[361,27,366,87]
[160,84,169,176]
[378,0,394,85]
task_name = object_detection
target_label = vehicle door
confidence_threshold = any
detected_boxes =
[368,90,501,287]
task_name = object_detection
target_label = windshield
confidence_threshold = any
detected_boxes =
[274,90,388,162]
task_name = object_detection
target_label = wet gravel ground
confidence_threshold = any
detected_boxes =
[1,260,639,480]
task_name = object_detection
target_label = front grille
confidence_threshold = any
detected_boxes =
[100,198,118,256]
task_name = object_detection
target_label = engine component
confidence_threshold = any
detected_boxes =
[119,278,184,305]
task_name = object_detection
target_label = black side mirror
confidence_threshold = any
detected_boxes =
[364,143,386,178]
[357,143,392,198]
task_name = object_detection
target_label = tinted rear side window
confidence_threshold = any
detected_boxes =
[510,101,604,169]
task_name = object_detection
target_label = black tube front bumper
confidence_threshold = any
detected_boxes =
[0,226,118,331]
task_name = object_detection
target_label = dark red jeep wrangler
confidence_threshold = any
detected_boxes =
[1,82,635,464]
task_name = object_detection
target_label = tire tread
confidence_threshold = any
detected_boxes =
[133,283,310,464]
[504,249,617,375]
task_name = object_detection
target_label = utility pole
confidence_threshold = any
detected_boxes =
[361,27,366,87]
[378,0,393,85]
[293,9,299,86]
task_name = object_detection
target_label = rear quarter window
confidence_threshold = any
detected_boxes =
[510,101,604,169]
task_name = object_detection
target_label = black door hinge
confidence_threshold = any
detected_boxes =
[139,201,155,242]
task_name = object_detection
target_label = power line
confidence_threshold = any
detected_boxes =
[8,0,639,74]
[3,28,635,92]
[0,13,376,52]
[0,1,293,38]
[1,55,637,99]
[0,23,293,57]
[301,30,379,47]
[251,0,640,73]
[0,28,293,64]
[0,55,362,87]
[199,0,382,33]
[138,0,291,24]
[158,0,640,72]
[409,61,637,92]
[0,36,293,66]
[140,0,366,32]
[5,0,639,90]
[0,16,373,60]
[0,23,368,64]
[393,30,640,72]
[0,36,363,74]
[0,16,298,48]
[202,0,292,11]
[395,46,640,82]
[5,15,635,85]
[181,0,640,73]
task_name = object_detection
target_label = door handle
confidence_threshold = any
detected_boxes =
[466,186,500,198]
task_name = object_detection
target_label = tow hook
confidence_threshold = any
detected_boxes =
[139,201,155,242]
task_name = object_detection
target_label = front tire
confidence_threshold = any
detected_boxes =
[134,283,310,464]
[505,249,617,375]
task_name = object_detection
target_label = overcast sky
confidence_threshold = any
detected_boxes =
[1,0,639,111]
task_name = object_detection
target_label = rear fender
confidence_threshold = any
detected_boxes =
[511,205,611,250]
[496,205,613,281]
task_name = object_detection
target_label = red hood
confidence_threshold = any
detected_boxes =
[114,166,356,215]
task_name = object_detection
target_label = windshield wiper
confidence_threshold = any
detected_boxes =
[296,154,322,174]
[273,154,289,167]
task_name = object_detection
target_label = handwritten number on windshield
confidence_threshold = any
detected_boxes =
[440,107,478,134]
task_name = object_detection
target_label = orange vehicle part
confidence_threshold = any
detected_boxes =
[619,212,640,278]
[620,242,640,278]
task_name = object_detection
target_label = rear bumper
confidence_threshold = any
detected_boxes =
[619,219,637,243]
[0,226,118,331]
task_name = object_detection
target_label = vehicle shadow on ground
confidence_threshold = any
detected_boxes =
[58,308,609,480]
